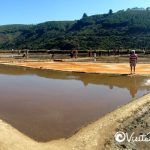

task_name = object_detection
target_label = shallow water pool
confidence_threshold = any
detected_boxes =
[0,65,149,141]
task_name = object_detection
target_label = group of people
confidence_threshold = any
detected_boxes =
[12,48,138,74]
[70,49,138,74]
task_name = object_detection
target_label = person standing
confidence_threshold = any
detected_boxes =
[75,50,78,59]
[129,50,138,74]
[93,51,97,62]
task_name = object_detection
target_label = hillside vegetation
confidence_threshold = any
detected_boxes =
[1,8,150,50]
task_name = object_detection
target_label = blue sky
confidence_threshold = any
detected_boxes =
[0,0,150,25]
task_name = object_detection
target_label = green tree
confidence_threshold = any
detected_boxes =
[109,9,113,15]
[82,13,88,19]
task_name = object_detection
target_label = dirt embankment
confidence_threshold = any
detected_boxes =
[0,60,150,75]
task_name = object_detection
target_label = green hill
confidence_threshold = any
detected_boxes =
[1,8,150,50]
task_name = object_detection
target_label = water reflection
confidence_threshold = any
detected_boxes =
[0,64,149,98]
[0,64,149,142]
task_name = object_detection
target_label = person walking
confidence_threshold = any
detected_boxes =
[129,50,138,74]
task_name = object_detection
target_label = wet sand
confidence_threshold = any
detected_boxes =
[0,60,150,75]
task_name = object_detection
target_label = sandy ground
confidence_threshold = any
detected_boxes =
[0,59,149,149]
[0,59,150,75]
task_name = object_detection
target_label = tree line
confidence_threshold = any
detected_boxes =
[1,8,150,51]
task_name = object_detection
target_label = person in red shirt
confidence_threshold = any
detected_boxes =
[129,50,138,74]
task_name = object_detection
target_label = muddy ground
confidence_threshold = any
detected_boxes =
[0,58,150,75]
